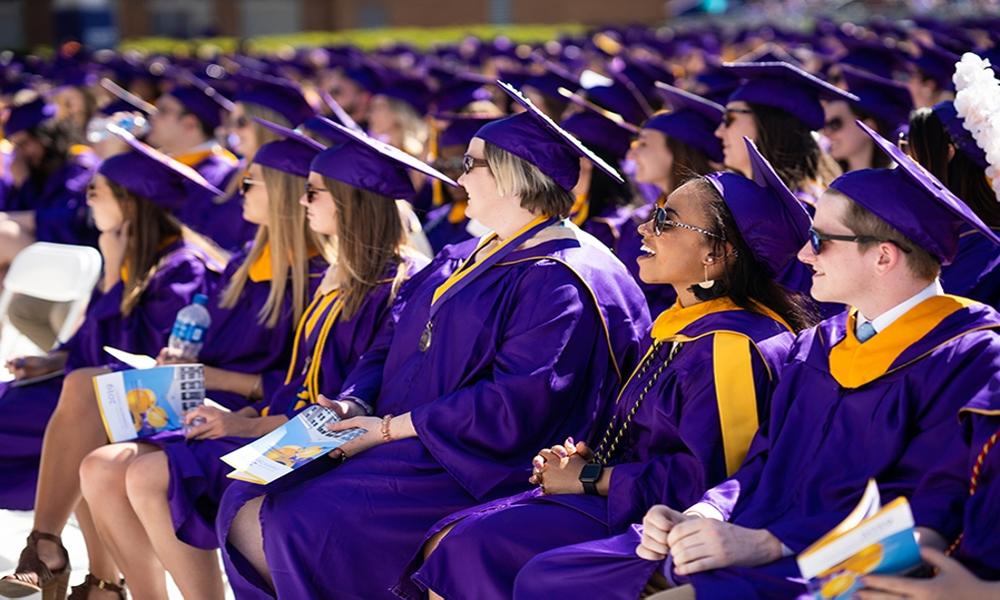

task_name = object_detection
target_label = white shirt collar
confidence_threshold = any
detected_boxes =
[856,280,944,336]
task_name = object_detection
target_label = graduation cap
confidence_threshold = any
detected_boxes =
[475,81,624,192]
[100,126,223,211]
[581,73,652,126]
[931,100,987,168]
[166,73,235,131]
[724,61,859,130]
[251,118,325,178]
[560,110,633,159]
[301,115,352,147]
[837,38,906,80]
[431,72,494,114]
[233,71,314,127]
[705,137,811,276]
[829,121,1000,265]
[309,120,457,200]
[840,65,914,132]
[317,89,363,133]
[522,62,579,102]
[908,43,962,91]
[645,82,725,163]
[373,69,432,115]
[98,77,157,117]
[4,98,57,137]
[437,115,499,149]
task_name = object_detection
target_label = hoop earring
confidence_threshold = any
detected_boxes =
[698,262,716,289]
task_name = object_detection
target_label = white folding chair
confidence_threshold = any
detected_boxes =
[0,242,103,347]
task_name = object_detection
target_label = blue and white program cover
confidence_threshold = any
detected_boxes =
[94,364,205,443]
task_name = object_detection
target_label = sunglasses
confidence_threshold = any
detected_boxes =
[462,154,489,175]
[304,182,329,203]
[240,176,263,195]
[653,206,724,240]
[723,108,754,127]
[823,116,845,133]
[808,227,912,254]
[231,115,250,129]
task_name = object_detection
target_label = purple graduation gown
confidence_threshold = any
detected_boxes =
[423,202,472,254]
[515,296,1000,600]
[399,298,794,600]
[0,240,216,509]
[215,223,650,600]
[940,225,1000,308]
[175,150,255,252]
[1,149,98,246]
[579,204,633,255]
[161,258,420,549]
[947,390,1000,580]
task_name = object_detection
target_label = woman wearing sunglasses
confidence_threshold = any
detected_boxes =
[214,83,649,600]
[714,62,857,211]
[821,66,912,174]
[0,132,224,600]
[401,138,814,600]
[65,123,329,599]
[905,100,1000,306]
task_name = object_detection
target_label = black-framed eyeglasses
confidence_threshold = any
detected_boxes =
[240,176,263,195]
[723,108,754,127]
[653,206,724,240]
[462,154,490,175]
[823,116,845,133]
[304,182,329,203]
[433,156,465,173]
[808,227,912,254]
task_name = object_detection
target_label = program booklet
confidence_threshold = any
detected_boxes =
[796,479,922,600]
[94,364,205,443]
[220,404,366,485]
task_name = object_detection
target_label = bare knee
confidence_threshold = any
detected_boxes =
[228,496,264,550]
[79,445,133,502]
[56,368,106,419]
[423,521,459,560]
[125,451,169,506]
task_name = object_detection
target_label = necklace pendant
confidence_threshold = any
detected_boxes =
[419,321,433,352]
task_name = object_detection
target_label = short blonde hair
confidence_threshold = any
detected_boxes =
[483,142,574,217]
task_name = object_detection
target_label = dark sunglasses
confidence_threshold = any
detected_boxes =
[462,154,489,175]
[304,182,329,203]
[231,115,250,129]
[653,206,724,240]
[723,108,754,127]
[823,116,845,133]
[240,176,263,195]
[808,227,912,254]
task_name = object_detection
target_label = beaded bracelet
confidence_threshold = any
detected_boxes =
[381,414,394,441]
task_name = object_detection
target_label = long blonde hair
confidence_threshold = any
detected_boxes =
[221,103,290,199]
[324,177,412,319]
[220,165,320,327]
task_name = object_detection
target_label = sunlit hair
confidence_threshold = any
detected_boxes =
[220,165,322,327]
[220,102,290,199]
[384,97,429,158]
[483,142,575,217]
[324,176,415,319]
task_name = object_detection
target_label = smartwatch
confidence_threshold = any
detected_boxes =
[579,462,604,496]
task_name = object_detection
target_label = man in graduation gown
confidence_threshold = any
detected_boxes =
[514,123,1000,600]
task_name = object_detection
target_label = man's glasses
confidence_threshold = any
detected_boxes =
[808,227,912,254]
[723,108,754,127]
[653,206,724,240]
[240,176,263,195]
[304,182,329,203]
[462,155,490,175]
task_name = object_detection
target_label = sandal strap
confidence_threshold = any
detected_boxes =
[2,530,69,587]
[27,530,64,546]
[68,575,127,600]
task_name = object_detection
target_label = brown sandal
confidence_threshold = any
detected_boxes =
[67,574,126,600]
[0,530,71,600]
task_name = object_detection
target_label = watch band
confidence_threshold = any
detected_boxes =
[579,462,604,496]
[582,478,600,496]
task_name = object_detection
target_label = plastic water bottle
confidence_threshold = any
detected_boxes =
[168,294,211,360]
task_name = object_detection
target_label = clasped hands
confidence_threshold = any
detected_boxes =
[528,437,593,495]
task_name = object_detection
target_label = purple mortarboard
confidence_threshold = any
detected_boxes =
[233,72,314,127]
[841,65,914,132]
[705,137,811,275]
[374,70,431,115]
[98,77,157,116]
[829,121,1000,265]
[310,120,456,200]
[908,44,962,91]
[4,98,57,137]
[931,100,987,168]
[837,38,905,80]
[523,64,579,102]
[724,61,859,130]
[302,115,352,147]
[560,110,633,159]
[645,82,724,163]
[317,90,363,133]
[52,65,99,89]
[100,127,223,211]
[167,76,235,131]
[694,62,742,105]
[475,81,624,191]
[583,74,652,126]
[432,73,493,113]
[736,43,803,67]
[251,118,325,178]
[612,55,675,104]
[438,115,499,149]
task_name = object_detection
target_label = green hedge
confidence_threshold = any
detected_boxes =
[119,24,588,56]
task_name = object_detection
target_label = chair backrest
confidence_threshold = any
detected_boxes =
[3,242,103,302]
[0,242,103,347]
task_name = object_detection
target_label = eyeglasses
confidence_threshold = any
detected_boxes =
[462,154,490,175]
[723,108,754,127]
[433,157,465,173]
[653,206,724,240]
[240,176,263,195]
[808,227,912,254]
[823,116,845,133]
[231,115,250,129]
[304,182,329,203]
